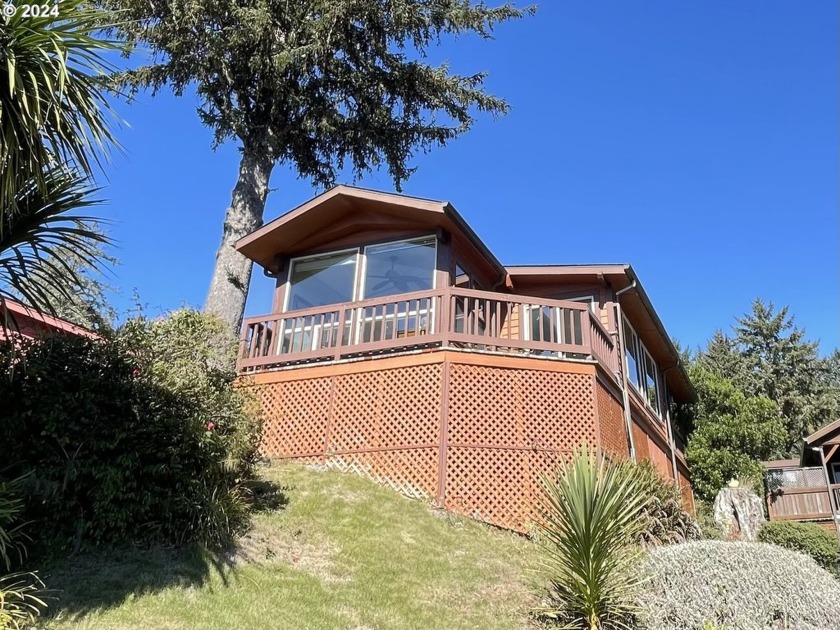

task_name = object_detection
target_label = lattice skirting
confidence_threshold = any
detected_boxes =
[245,352,671,532]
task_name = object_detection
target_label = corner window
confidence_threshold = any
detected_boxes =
[362,237,436,299]
[287,251,358,310]
[623,316,663,420]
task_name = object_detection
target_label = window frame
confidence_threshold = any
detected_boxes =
[622,315,664,421]
[358,235,438,300]
[283,246,362,312]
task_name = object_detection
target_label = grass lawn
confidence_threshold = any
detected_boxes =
[40,463,540,629]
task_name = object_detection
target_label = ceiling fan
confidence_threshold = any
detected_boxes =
[368,256,427,292]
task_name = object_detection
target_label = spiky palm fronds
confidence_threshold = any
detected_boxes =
[0,169,107,321]
[537,448,650,630]
[0,1,121,211]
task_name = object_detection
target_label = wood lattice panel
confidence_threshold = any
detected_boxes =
[445,363,595,530]
[325,448,439,499]
[596,383,628,458]
[445,447,565,531]
[447,364,596,451]
[329,364,441,452]
[678,471,696,514]
[254,376,332,457]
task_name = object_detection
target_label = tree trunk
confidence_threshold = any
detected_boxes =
[204,146,274,336]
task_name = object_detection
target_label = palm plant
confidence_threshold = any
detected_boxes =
[0,1,121,323]
[0,1,119,205]
[536,448,649,630]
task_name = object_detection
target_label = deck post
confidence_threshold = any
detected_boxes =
[815,446,840,544]
[436,358,451,508]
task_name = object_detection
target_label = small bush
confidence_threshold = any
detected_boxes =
[615,459,702,547]
[758,520,839,576]
[0,310,261,550]
[637,541,840,629]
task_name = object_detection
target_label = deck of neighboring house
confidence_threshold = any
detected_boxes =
[764,419,840,534]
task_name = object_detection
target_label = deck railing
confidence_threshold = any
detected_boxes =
[238,286,619,376]
[765,466,837,522]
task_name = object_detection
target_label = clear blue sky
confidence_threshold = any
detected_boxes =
[99,1,838,354]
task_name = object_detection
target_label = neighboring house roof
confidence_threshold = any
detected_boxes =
[1,300,96,339]
[805,418,840,446]
[762,458,802,469]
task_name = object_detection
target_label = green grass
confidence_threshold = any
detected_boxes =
[39,463,540,629]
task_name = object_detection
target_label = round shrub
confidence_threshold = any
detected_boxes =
[0,310,261,550]
[758,520,839,576]
[636,541,840,629]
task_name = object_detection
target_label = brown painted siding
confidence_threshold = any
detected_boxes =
[596,383,628,458]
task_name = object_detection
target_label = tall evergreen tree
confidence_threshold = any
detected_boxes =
[105,0,536,335]
[697,299,837,455]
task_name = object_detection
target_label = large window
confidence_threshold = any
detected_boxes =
[362,237,436,299]
[287,250,358,310]
[285,237,437,311]
[623,317,663,419]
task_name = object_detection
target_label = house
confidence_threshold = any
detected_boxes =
[764,420,840,534]
[236,186,696,532]
[0,299,94,341]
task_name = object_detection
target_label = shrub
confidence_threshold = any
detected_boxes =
[536,447,649,629]
[0,310,261,550]
[0,476,46,629]
[758,520,839,576]
[614,459,702,547]
[636,541,840,629]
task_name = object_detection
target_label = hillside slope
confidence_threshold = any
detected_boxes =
[42,463,539,630]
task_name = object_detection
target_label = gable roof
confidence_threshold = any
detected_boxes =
[805,418,840,446]
[237,185,505,280]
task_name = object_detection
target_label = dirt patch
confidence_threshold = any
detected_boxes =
[231,521,345,583]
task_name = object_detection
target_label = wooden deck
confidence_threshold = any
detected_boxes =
[238,286,619,377]
[765,465,840,523]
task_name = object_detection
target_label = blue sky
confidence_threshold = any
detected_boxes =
[99,1,838,354]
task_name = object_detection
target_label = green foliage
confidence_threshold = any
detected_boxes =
[697,299,838,455]
[758,520,839,576]
[0,1,121,321]
[0,171,109,323]
[0,572,46,630]
[613,460,702,548]
[636,541,840,629]
[0,310,261,550]
[107,0,534,189]
[536,447,649,630]
[0,1,120,205]
[684,366,785,503]
[0,476,46,629]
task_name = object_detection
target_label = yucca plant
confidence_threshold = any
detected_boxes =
[536,447,649,630]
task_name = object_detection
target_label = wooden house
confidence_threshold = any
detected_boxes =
[236,186,696,531]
